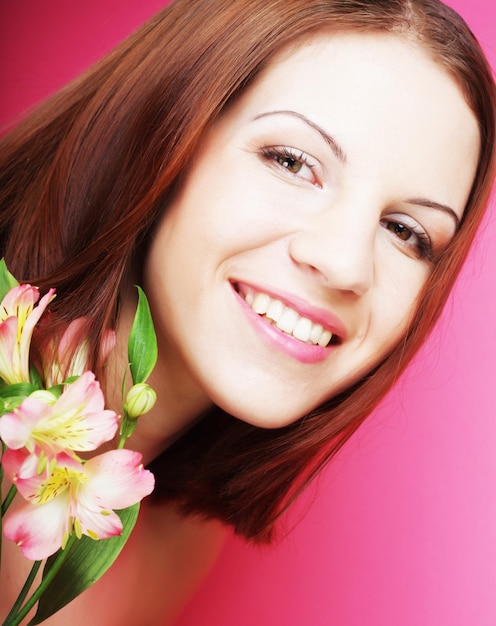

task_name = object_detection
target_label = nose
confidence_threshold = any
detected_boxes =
[288,205,376,296]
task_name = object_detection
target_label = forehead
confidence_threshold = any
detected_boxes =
[240,31,474,133]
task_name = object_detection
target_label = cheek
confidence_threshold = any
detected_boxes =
[178,147,297,245]
[373,257,430,342]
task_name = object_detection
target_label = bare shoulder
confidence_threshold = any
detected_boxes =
[0,497,226,626]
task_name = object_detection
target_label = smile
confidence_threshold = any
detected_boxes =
[244,291,334,347]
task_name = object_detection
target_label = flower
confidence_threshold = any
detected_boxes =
[2,448,155,560]
[0,284,55,384]
[124,383,157,419]
[0,261,158,624]
[40,317,116,387]
[0,371,118,457]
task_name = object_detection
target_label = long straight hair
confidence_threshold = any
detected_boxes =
[0,0,495,541]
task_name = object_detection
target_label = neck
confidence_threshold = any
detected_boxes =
[105,292,212,465]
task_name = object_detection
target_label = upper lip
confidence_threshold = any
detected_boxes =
[232,280,347,341]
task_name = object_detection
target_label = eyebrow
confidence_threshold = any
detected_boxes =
[405,198,461,229]
[252,110,347,164]
[253,110,462,226]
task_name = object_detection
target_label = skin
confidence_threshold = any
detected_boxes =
[1,32,481,626]
[136,32,479,442]
[0,494,225,625]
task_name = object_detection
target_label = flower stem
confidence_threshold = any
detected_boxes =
[0,457,17,566]
[118,413,129,449]
[2,560,42,626]
[1,483,17,516]
[0,465,3,567]
[3,534,78,626]
[118,367,131,449]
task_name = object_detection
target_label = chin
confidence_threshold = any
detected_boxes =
[199,369,329,430]
[217,398,308,430]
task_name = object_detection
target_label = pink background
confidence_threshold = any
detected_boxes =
[1,1,495,624]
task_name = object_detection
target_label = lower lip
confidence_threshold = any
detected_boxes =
[234,288,333,364]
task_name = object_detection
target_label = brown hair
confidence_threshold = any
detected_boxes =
[0,0,494,541]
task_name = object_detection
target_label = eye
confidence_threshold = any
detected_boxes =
[387,221,412,241]
[259,146,321,187]
[276,153,303,174]
[381,215,433,261]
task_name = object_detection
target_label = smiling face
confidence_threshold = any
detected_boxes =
[143,33,479,428]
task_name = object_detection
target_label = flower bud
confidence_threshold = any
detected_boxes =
[29,389,59,405]
[124,383,156,419]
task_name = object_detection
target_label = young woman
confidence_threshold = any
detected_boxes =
[1,0,495,624]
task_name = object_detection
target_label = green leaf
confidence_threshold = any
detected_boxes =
[29,364,44,390]
[0,382,37,399]
[29,504,140,625]
[0,383,37,416]
[127,286,157,384]
[0,258,19,301]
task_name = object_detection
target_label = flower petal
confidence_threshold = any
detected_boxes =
[1,448,36,483]
[55,318,88,376]
[1,284,37,319]
[100,328,117,364]
[3,494,71,560]
[83,449,154,510]
[19,287,55,341]
[76,504,123,540]
[0,316,21,384]
[0,397,52,449]
[54,371,105,414]
[47,372,118,450]
[15,286,56,382]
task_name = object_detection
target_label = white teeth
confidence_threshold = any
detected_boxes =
[252,293,270,314]
[276,308,299,334]
[310,323,324,344]
[265,298,284,322]
[292,317,312,342]
[318,330,333,347]
[245,291,334,347]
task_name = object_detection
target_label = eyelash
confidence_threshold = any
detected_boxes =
[259,146,434,260]
[381,217,433,261]
[259,146,321,187]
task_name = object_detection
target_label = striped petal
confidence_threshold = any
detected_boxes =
[0,372,118,457]
[2,449,154,559]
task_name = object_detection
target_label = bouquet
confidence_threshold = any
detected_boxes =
[0,260,157,625]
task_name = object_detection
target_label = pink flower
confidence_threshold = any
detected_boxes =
[40,317,116,387]
[2,448,154,560]
[0,284,55,384]
[0,371,118,457]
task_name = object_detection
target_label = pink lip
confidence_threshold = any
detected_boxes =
[232,281,346,364]
[234,281,347,338]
